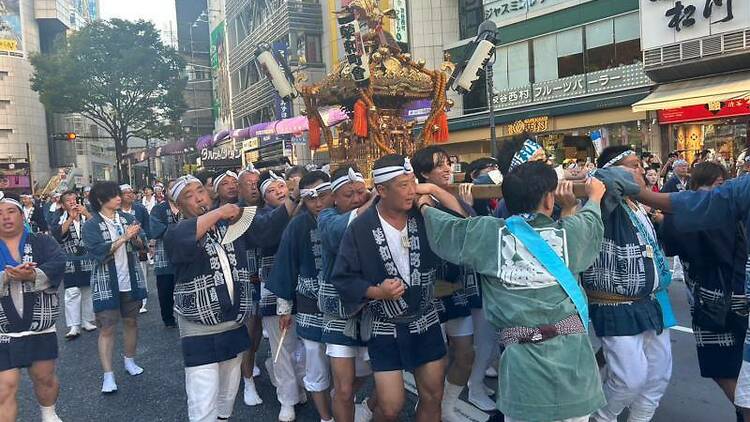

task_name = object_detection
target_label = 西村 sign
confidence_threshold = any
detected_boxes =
[492,64,652,110]
[506,116,550,135]
[640,0,750,50]
[483,0,592,28]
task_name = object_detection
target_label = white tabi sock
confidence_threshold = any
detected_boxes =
[441,381,464,422]
[243,376,263,406]
[101,372,117,393]
[40,405,62,422]
[124,356,144,376]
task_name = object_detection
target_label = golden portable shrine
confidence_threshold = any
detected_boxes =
[296,0,454,177]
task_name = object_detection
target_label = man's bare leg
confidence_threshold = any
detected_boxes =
[414,359,446,422]
[331,356,357,422]
[0,368,20,422]
[28,360,59,407]
[373,370,405,422]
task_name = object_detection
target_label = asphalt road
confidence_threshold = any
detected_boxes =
[15,269,736,421]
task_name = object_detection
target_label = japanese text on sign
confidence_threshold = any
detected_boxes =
[337,15,371,87]
[651,0,734,32]
[506,116,550,136]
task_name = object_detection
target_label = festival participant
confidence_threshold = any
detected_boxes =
[141,187,157,213]
[119,184,151,314]
[420,161,607,421]
[214,171,240,206]
[49,190,96,340]
[164,174,293,422]
[237,164,265,407]
[268,170,336,422]
[0,192,66,422]
[44,193,61,227]
[331,154,453,422]
[21,194,48,233]
[583,146,675,422]
[82,182,148,394]
[148,180,178,328]
[411,146,478,421]
[153,183,165,204]
[659,162,748,422]
[318,164,377,422]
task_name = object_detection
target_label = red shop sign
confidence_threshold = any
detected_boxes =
[658,99,750,124]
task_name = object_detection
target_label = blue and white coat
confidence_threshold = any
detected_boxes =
[83,211,148,313]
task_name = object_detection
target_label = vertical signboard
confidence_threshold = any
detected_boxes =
[210,21,231,128]
[392,0,409,47]
[0,0,23,52]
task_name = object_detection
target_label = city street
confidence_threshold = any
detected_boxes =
[14,270,735,421]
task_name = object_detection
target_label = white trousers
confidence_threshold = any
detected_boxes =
[262,316,305,405]
[185,354,242,422]
[468,308,499,389]
[592,330,672,422]
[64,286,94,327]
[302,338,331,392]
[734,360,750,408]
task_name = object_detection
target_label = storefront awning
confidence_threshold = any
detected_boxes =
[632,72,750,112]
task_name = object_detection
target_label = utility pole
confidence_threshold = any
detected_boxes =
[485,63,498,158]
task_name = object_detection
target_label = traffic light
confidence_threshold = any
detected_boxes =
[66,132,77,141]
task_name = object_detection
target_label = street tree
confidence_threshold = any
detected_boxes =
[30,19,187,183]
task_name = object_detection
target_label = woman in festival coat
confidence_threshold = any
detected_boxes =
[0,191,66,422]
[83,181,148,394]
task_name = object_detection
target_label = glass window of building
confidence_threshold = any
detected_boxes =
[493,46,510,91]
[507,42,530,89]
[459,0,484,40]
[533,34,558,83]
[614,13,641,66]
[585,19,614,72]
[556,27,584,77]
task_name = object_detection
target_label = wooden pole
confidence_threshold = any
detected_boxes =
[444,182,588,200]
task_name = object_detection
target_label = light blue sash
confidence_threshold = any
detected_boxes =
[622,204,677,328]
[505,216,589,333]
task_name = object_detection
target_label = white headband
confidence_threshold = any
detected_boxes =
[602,150,636,169]
[509,139,543,171]
[331,168,365,192]
[119,184,133,192]
[238,162,260,178]
[0,192,22,210]
[300,182,332,199]
[213,171,238,192]
[372,157,413,184]
[170,175,202,200]
[153,183,164,190]
[260,171,285,197]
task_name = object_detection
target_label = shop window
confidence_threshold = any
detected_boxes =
[533,34,558,83]
[305,34,322,64]
[556,28,584,78]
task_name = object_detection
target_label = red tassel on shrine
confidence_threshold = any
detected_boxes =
[435,111,449,143]
[353,99,368,138]
[308,116,321,150]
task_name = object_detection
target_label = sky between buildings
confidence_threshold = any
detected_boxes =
[99,0,178,47]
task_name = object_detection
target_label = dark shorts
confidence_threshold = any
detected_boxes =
[367,322,446,372]
[181,325,251,368]
[95,292,142,328]
[0,332,58,371]
[695,325,746,379]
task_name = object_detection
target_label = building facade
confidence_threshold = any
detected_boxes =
[418,0,661,164]
[633,0,750,170]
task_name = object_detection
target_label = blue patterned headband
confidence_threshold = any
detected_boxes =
[509,139,543,171]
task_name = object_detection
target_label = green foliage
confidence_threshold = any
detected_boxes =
[30,19,187,178]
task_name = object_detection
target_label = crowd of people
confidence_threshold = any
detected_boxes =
[0,136,749,422]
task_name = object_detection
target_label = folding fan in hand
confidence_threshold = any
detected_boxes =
[221,207,257,245]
